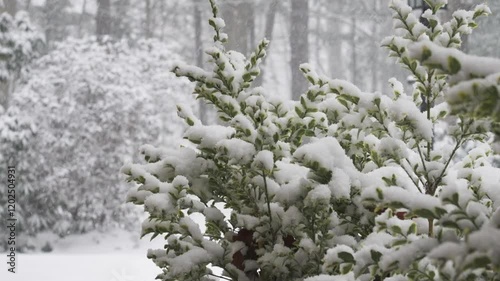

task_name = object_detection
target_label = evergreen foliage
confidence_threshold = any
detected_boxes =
[0,10,43,83]
[124,0,500,280]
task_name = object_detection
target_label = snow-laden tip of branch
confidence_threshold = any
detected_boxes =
[408,40,500,84]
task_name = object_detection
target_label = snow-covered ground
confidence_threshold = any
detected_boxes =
[1,229,165,281]
[3,253,158,281]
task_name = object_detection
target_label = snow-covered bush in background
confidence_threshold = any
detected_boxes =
[124,0,500,280]
[0,10,43,82]
[0,37,195,250]
[0,10,44,110]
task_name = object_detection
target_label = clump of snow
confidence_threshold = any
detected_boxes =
[322,245,355,266]
[144,193,175,217]
[408,40,500,85]
[304,273,355,281]
[203,207,225,222]
[179,217,203,241]
[377,137,409,160]
[252,150,274,171]
[329,168,351,199]
[428,242,466,260]
[293,137,357,172]
[210,17,225,29]
[168,248,211,276]
[363,185,442,214]
[380,238,438,271]
[184,125,235,148]
[305,185,331,206]
[281,206,304,230]
[389,98,433,141]
[235,213,260,229]
[274,161,309,184]
[274,178,309,205]
[217,138,256,165]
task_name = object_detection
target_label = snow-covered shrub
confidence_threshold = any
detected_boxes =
[0,10,44,111]
[392,2,500,137]
[0,10,43,83]
[0,38,195,249]
[124,0,500,280]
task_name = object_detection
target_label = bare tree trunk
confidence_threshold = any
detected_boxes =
[314,5,323,73]
[145,0,152,38]
[371,1,380,92]
[77,0,87,38]
[264,0,278,42]
[159,0,166,40]
[248,2,255,51]
[111,0,130,39]
[2,0,16,16]
[350,17,357,85]
[327,1,343,79]
[222,2,250,55]
[26,0,32,11]
[290,0,309,100]
[96,0,111,37]
[0,82,9,111]
[194,2,207,124]
[254,0,278,86]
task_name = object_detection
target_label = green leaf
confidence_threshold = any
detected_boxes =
[382,175,397,186]
[413,208,437,219]
[242,72,252,82]
[386,260,399,271]
[435,207,447,218]
[391,225,403,236]
[448,56,461,74]
[422,47,432,61]
[387,201,406,209]
[432,155,443,161]
[392,239,407,246]
[408,223,417,235]
[337,98,349,109]
[295,107,304,117]
[473,9,487,19]
[376,188,384,200]
[341,263,353,274]
[300,96,307,108]
[370,250,382,263]
[273,133,279,143]
[441,220,460,229]
[464,256,491,271]
[338,251,355,263]
[468,22,478,29]
[437,110,447,119]
[429,19,438,29]
[339,94,360,105]
[452,193,459,205]
[208,19,216,29]
[306,75,316,85]
[150,232,160,241]
[410,61,417,71]
[136,176,146,184]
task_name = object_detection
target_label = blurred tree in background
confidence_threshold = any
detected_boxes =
[0,38,195,250]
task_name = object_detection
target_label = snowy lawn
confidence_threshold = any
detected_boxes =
[2,253,158,281]
[1,228,165,281]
